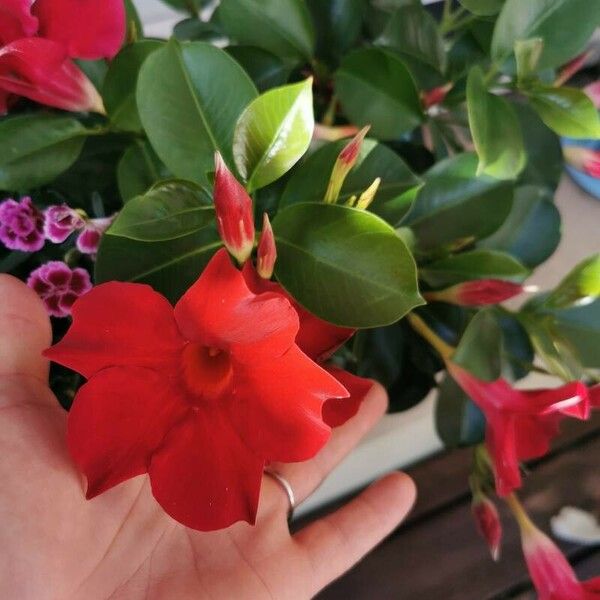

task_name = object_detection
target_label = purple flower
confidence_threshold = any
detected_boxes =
[0,197,45,252]
[76,216,114,255]
[27,261,92,318]
[44,204,86,243]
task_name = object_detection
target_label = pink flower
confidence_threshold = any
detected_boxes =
[425,279,527,306]
[448,363,590,496]
[75,216,113,256]
[0,196,45,252]
[44,204,86,243]
[472,494,503,561]
[213,152,255,264]
[0,0,38,45]
[27,261,92,318]
[509,496,600,600]
[563,146,600,179]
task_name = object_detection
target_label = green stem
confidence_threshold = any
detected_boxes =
[407,313,455,361]
[322,94,337,127]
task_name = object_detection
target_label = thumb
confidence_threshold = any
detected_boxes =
[0,274,52,383]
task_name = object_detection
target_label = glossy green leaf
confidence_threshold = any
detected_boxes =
[405,153,514,252]
[96,223,222,304]
[491,0,600,70]
[233,79,314,192]
[335,48,423,140]
[467,66,526,179]
[272,202,424,327]
[117,141,170,203]
[479,185,561,268]
[458,0,504,16]
[219,0,315,61]
[280,138,420,224]
[109,180,213,241]
[435,375,485,449]
[227,46,293,92]
[0,114,88,191]
[103,40,163,133]
[137,40,257,187]
[173,18,223,42]
[543,254,600,309]
[421,250,530,287]
[526,86,600,139]
[376,4,446,72]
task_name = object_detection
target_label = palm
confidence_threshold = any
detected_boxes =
[0,275,415,600]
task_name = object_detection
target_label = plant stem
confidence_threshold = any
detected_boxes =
[505,493,535,532]
[407,313,455,360]
[322,94,337,127]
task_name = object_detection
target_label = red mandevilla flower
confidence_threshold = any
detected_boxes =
[45,249,348,531]
[448,363,590,497]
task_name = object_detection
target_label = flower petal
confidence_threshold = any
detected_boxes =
[230,346,348,462]
[68,367,188,498]
[149,409,264,531]
[322,366,373,427]
[45,282,185,378]
[33,0,125,60]
[514,413,561,461]
[0,0,38,45]
[485,412,522,497]
[0,38,104,113]
[175,249,299,362]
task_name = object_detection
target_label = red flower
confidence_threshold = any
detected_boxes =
[422,83,452,109]
[448,363,590,496]
[425,279,527,306]
[0,0,123,114]
[472,494,503,561]
[45,249,348,531]
[242,263,372,427]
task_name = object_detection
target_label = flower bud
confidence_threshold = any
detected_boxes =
[355,177,381,210]
[213,152,255,265]
[425,279,527,306]
[422,83,452,109]
[257,213,276,280]
[472,494,502,561]
[313,123,360,142]
[324,126,370,204]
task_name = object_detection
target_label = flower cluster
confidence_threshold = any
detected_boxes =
[0,0,124,114]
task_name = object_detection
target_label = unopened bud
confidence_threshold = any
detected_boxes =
[324,126,370,204]
[213,152,255,265]
[422,83,452,109]
[425,279,525,306]
[472,494,502,561]
[257,213,277,279]
[355,177,381,210]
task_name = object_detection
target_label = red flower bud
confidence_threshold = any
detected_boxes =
[213,152,255,265]
[425,279,527,306]
[313,123,360,142]
[0,37,104,113]
[324,126,370,204]
[422,83,453,109]
[257,213,277,280]
[472,495,502,561]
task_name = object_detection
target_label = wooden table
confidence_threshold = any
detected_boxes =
[306,414,600,599]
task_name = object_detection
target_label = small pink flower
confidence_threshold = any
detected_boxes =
[0,196,45,252]
[44,204,86,243]
[75,216,113,256]
[425,279,528,306]
[27,261,92,318]
[472,494,503,561]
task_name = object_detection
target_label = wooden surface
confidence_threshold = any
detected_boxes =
[311,414,600,600]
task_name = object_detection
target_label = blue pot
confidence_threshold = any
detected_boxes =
[561,137,600,200]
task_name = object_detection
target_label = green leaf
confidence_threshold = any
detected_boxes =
[335,48,423,140]
[280,138,420,224]
[458,0,504,16]
[421,250,530,287]
[467,66,526,179]
[109,180,213,241]
[543,254,600,309]
[233,79,314,192]
[272,202,424,328]
[491,0,600,70]
[0,114,88,191]
[515,38,544,84]
[137,40,257,187]
[526,86,600,139]
[124,0,143,37]
[435,375,485,449]
[376,4,446,72]
[227,46,293,92]
[173,18,223,42]
[159,0,211,12]
[103,40,163,133]
[219,0,315,62]
[479,185,561,268]
[117,141,170,202]
[405,153,514,252]
[96,222,222,304]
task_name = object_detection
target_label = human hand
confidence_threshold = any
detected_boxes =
[0,274,416,600]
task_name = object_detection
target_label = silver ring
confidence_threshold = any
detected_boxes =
[265,469,295,520]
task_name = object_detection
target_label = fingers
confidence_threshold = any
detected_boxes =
[295,472,416,594]
[272,381,388,506]
[0,274,51,383]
